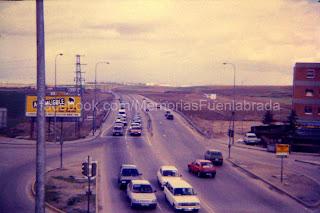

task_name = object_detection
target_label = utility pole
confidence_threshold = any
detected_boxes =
[35,1,46,212]
[74,55,86,137]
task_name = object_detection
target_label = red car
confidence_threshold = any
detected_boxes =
[188,159,216,178]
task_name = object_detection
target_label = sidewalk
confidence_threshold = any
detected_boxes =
[229,157,320,208]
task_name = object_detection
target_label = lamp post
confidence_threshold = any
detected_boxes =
[223,62,236,158]
[54,53,63,143]
[92,61,109,135]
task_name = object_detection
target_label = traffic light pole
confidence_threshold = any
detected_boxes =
[87,155,91,213]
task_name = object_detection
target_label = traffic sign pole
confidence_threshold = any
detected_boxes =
[280,156,284,183]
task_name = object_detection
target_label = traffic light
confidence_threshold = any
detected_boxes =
[91,162,97,177]
[228,129,234,137]
[82,162,89,176]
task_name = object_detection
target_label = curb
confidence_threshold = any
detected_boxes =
[173,110,211,139]
[228,159,320,209]
[295,159,320,166]
[31,169,66,213]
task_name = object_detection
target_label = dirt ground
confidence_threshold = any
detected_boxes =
[133,85,292,137]
[45,164,96,213]
[0,88,114,141]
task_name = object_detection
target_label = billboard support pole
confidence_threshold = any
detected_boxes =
[30,117,35,139]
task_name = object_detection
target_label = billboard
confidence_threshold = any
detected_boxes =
[26,95,81,117]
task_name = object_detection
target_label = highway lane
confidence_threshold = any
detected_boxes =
[133,94,311,213]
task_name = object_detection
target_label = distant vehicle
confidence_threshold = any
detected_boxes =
[156,104,161,109]
[131,122,142,128]
[204,149,223,166]
[120,103,126,109]
[244,132,261,145]
[166,114,174,120]
[188,159,216,178]
[157,165,181,189]
[118,164,142,189]
[127,180,157,209]
[118,109,126,118]
[164,179,200,212]
[129,126,142,136]
[165,111,171,117]
[113,125,124,136]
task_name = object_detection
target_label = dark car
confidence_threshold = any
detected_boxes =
[204,149,223,166]
[188,159,216,178]
[118,164,142,189]
[166,114,174,120]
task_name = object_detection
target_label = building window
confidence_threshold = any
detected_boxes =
[306,69,315,79]
[304,106,313,115]
[305,89,314,97]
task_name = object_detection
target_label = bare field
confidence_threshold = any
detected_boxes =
[133,85,292,137]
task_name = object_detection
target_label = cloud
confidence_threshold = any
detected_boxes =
[86,22,155,36]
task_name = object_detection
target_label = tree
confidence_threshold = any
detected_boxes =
[262,110,273,124]
[287,110,298,130]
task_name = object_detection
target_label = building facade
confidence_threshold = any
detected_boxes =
[292,62,320,121]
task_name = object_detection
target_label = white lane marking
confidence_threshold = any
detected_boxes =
[200,199,216,213]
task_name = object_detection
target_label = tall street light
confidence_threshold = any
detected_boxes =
[223,62,236,158]
[92,61,110,135]
[54,53,63,143]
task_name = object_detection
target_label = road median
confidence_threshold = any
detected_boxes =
[31,165,97,213]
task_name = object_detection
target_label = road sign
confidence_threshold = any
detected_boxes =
[25,95,81,117]
[276,144,289,157]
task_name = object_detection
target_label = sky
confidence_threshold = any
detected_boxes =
[0,0,319,86]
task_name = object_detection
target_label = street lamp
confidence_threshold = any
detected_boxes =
[92,61,110,135]
[222,62,236,158]
[54,53,63,143]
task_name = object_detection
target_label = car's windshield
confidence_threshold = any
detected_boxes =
[200,162,213,167]
[174,188,195,196]
[248,135,256,138]
[114,127,122,130]
[162,170,178,176]
[132,184,153,193]
[121,168,139,176]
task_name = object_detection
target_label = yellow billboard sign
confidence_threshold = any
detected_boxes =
[26,96,81,117]
[276,144,289,157]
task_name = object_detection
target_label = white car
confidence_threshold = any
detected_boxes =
[244,132,261,145]
[164,179,200,212]
[126,180,157,209]
[157,165,181,189]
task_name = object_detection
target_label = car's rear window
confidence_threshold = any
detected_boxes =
[132,184,153,193]
[200,162,214,167]
[162,170,178,177]
[174,187,195,196]
[122,168,139,176]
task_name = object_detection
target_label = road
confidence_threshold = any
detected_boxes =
[0,92,318,213]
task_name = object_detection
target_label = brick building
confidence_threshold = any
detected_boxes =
[292,62,320,121]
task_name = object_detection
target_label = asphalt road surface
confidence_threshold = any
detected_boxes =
[0,92,318,213]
